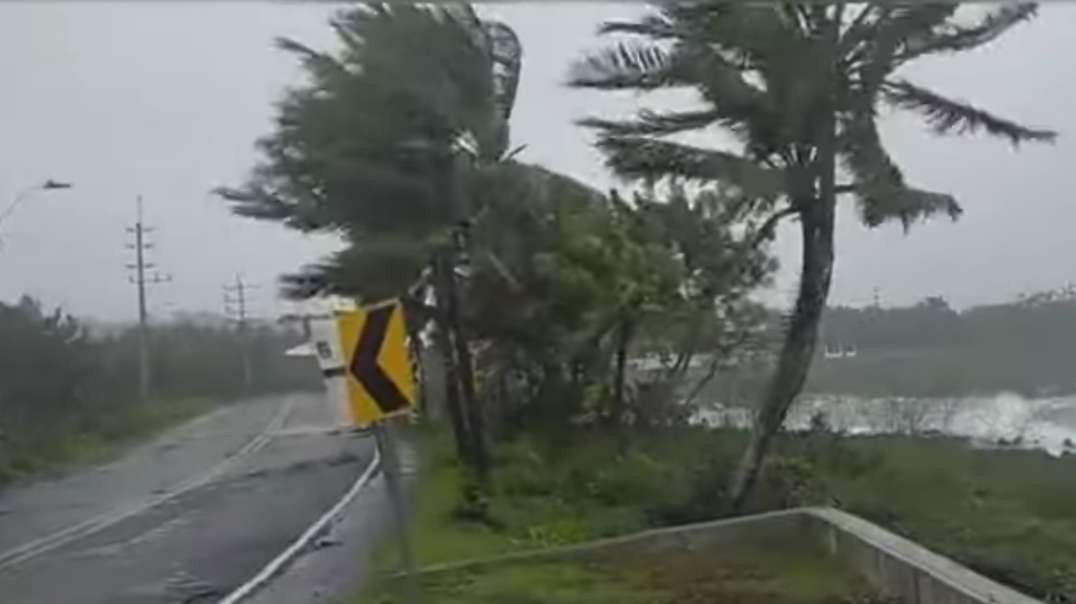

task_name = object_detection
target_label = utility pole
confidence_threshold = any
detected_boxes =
[126,196,170,402]
[224,274,257,393]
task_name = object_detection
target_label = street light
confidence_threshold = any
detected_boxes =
[0,178,74,227]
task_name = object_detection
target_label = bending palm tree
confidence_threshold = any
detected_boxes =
[570,2,1055,510]
[218,3,522,482]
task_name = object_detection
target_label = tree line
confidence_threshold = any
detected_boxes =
[810,294,1076,397]
[219,3,1052,512]
[0,295,317,480]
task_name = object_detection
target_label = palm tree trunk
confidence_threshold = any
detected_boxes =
[611,319,633,424]
[727,4,842,514]
[432,254,472,464]
[407,325,426,415]
[727,201,834,511]
[441,250,490,486]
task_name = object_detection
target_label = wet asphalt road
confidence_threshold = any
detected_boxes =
[0,393,376,604]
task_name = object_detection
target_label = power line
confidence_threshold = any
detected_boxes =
[125,195,171,402]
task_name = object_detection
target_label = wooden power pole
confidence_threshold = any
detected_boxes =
[224,274,257,393]
[126,196,170,402]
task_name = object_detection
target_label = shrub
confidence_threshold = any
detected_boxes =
[754,455,831,510]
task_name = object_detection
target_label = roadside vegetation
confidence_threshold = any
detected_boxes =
[361,425,1076,603]
[372,531,889,604]
[221,2,1070,602]
[0,295,316,485]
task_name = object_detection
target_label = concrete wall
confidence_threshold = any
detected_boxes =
[806,508,1039,604]
[415,507,1041,604]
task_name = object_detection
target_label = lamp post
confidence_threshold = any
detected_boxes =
[0,179,74,228]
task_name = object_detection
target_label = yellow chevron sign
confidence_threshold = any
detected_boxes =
[333,300,415,427]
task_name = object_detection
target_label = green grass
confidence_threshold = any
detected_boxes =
[368,535,887,604]
[0,397,216,486]
[406,442,520,566]
[811,436,1076,600]
[359,426,1076,603]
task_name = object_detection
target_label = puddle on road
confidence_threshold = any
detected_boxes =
[165,570,224,604]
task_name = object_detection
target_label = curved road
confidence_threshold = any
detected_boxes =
[0,393,376,603]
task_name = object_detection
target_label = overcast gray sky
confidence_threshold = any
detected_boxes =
[0,2,1071,322]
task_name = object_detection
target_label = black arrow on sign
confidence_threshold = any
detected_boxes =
[350,304,410,414]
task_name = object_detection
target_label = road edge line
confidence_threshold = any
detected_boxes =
[0,399,293,571]
[219,442,382,604]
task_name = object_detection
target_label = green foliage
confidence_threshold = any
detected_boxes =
[218,4,523,301]
[390,425,1076,603]
[755,455,831,509]
[371,562,650,604]
[571,1,1055,507]
[468,180,773,430]
[0,296,316,484]
[818,436,1076,602]
[570,3,1054,228]
[369,546,889,604]
[366,486,889,604]
[221,4,774,457]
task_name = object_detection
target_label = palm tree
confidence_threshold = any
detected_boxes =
[217,3,523,483]
[569,2,1056,510]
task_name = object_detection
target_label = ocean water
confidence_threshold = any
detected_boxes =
[694,392,1076,456]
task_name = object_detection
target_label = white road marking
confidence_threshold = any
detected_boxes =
[218,444,381,604]
[0,399,294,572]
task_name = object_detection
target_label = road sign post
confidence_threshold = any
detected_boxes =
[311,299,421,602]
[372,420,421,604]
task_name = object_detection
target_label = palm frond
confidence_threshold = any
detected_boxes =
[600,4,732,42]
[683,43,767,111]
[572,39,768,151]
[280,236,429,301]
[594,136,785,198]
[839,107,905,192]
[850,5,957,93]
[599,14,680,39]
[578,109,720,137]
[883,79,1057,145]
[840,110,961,230]
[898,4,1037,61]
[568,42,684,90]
[215,185,328,232]
[859,186,962,231]
[275,37,350,84]
[484,20,522,122]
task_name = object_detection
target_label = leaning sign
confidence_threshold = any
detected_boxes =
[310,298,421,601]
[310,299,415,428]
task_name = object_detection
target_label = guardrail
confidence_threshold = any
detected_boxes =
[413,507,1040,604]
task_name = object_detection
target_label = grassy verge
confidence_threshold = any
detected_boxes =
[373,540,890,604]
[360,426,1076,603]
[0,397,216,487]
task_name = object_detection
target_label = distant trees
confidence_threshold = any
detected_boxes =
[812,293,1076,398]
[0,297,95,436]
[0,295,316,480]
[821,296,962,352]
[570,1,1056,510]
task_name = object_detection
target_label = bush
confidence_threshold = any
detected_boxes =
[754,455,831,510]
[495,438,555,497]
[579,449,674,506]
[647,453,732,525]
